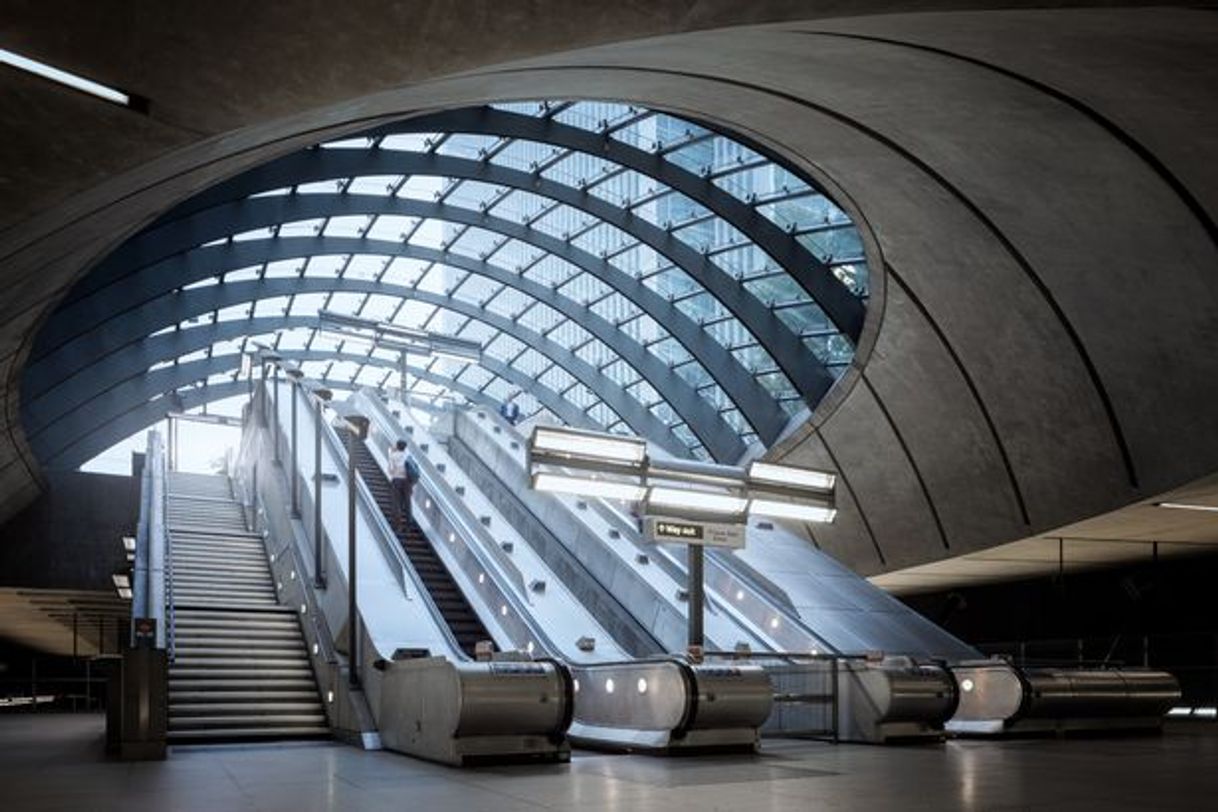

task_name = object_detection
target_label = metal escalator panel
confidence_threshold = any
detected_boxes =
[350,439,493,657]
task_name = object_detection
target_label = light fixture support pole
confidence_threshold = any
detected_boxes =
[688,544,705,657]
[344,415,370,687]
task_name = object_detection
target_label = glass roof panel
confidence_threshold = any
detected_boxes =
[62,99,873,473]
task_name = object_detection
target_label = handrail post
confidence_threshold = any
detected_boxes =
[313,387,332,588]
[344,415,370,687]
[272,365,282,466]
[290,373,301,516]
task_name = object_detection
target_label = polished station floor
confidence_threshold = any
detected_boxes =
[3,714,1217,811]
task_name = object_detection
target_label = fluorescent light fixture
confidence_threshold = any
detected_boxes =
[111,573,131,590]
[0,48,132,106]
[748,498,837,523]
[531,426,646,466]
[1157,502,1218,513]
[647,486,748,515]
[117,586,133,600]
[121,536,136,553]
[748,461,835,491]
[533,472,645,502]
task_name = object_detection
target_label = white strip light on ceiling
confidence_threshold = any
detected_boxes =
[1157,502,1218,513]
[531,426,647,466]
[748,498,837,524]
[647,486,748,515]
[533,472,645,502]
[0,48,131,106]
[748,461,835,492]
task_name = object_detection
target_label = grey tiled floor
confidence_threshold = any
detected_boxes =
[4,713,1218,811]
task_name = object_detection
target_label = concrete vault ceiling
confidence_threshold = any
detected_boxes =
[3,2,1218,588]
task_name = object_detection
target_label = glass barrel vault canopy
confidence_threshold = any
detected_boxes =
[22,100,872,469]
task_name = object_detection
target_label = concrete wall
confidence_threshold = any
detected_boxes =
[2,6,1217,577]
[0,471,137,590]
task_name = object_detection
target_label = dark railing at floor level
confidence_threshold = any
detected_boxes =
[978,631,1218,706]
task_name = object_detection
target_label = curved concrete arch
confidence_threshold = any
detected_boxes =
[25,278,705,459]
[6,8,1218,584]
[39,195,787,442]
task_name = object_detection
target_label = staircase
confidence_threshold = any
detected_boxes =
[350,440,493,656]
[165,471,328,743]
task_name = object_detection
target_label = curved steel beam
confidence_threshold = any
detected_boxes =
[30,349,598,465]
[26,279,709,459]
[28,244,743,460]
[23,316,595,443]
[76,148,829,408]
[37,217,781,443]
[391,106,866,337]
[46,377,353,470]
[161,105,865,340]
[52,197,784,445]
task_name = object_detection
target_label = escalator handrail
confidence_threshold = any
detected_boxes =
[281,378,470,662]
[357,389,580,661]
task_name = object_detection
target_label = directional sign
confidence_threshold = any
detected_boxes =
[645,517,746,549]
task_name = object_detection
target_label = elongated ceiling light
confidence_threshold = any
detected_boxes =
[748,461,835,492]
[1157,502,1218,513]
[0,48,133,107]
[749,498,836,523]
[531,426,647,467]
[647,486,748,515]
[533,472,646,502]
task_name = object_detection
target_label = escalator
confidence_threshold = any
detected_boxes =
[348,437,493,657]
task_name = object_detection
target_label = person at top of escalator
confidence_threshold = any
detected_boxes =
[387,439,415,532]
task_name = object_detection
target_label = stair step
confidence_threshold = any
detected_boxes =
[174,576,272,586]
[176,634,303,646]
[175,606,296,619]
[169,714,327,729]
[175,647,309,662]
[175,618,300,632]
[170,667,314,679]
[173,601,282,611]
[167,726,330,742]
[170,702,323,716]
[170,678,318,691]
[170,690,321,703]
[170,528,265,541]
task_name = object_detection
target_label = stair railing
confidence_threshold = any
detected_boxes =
[132,429,171,653]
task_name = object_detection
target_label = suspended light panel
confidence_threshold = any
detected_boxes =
[532,472,646,502]
[748,498,837,524]
[646,486,748,516]
[530,426,647,467]
[748,461,835,492]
